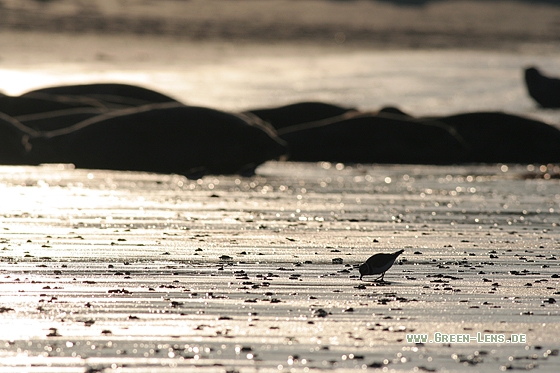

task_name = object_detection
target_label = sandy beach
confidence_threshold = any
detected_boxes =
[1,1,560,372]
[2,0,560,50]
[0,163,559,372]
[2,1,560,123]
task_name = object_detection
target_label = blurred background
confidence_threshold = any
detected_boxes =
[3,0,560,49]
[1,0,560,121]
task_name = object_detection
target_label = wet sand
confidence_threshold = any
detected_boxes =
[1,1,560,372]
[0,163,559,372]
[1,0,560,123]
[2,0,560,50]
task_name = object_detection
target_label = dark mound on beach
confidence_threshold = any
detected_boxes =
[0,103,287,177]
[524,67,560,108]
[276,107,560,165]
[277,112,466,164]
[23,83,180,109]
[427,111,560,163]
[244,102,358,130]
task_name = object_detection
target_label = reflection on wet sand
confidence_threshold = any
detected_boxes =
[0,163,559,372]
[1,1,560,372]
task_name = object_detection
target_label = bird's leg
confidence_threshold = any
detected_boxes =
[374,272,385,282]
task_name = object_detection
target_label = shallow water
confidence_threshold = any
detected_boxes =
[1,35,560,372]
[1,37,560,124]
[0,163,559,372]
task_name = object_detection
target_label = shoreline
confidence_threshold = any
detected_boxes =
[0,162,559,372]
[2,36,559,126]
[2,0,560,52]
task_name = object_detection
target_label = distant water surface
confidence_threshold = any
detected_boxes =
[1,39,560,125]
